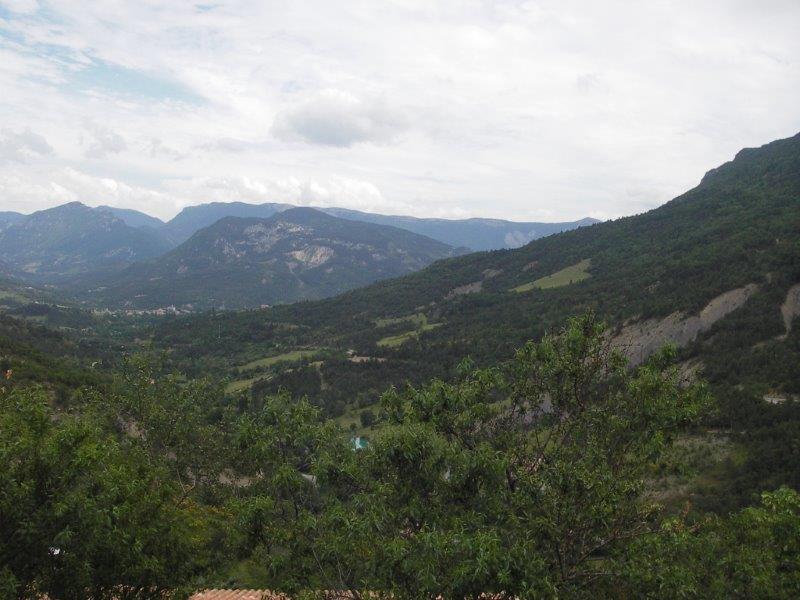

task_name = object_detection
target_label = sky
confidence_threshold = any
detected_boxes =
[0,1,798,222]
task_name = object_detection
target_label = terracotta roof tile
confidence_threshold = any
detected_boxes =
[190,591,288,600]
[190,590,515,599]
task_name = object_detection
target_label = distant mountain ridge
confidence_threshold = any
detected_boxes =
[82,207,465,310]
[98,205,165,230]
[0,201,598,285]
[0,211,24,233]
[156,202,598,250]
[0,202,172,282]
[320,207,599,250]
[160,201,293,245]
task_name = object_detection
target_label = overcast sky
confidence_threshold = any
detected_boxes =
[0,0,798,222]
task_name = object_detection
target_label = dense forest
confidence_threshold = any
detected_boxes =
[3,316,799,598]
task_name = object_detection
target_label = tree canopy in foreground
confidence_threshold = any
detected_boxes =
[2,315,798,598]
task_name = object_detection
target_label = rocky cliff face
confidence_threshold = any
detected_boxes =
[611,283,760,365]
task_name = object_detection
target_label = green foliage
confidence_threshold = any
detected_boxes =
[0,314,104,398]
[343,316,706,597]
[237,350,321,372]
[685,273,800,510]
[359,409,376,428]
[2,313,799,597]
[232,315,711,597]
[374,312,428,328]
[615,487,800,598]
[227,394,347,592]
[0,387,194,598]
[93,355,233,504]
[376,322,441,348]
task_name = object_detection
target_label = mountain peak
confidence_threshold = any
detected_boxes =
[96,205,165,229]
[274,206,334,223]
[161,201,293,245]
[699,130,800,188]
[44,201,90,213]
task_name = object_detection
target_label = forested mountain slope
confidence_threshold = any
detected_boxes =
[0,311,104,398]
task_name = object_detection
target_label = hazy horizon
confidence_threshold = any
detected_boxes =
[3,197,606,224]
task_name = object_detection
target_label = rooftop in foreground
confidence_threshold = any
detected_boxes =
[190,591,287,600]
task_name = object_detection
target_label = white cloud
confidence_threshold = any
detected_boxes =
[196,137,251,154]
[166,175,298,206]
[0,167,406,220]
[271,90,408,147]
[298,177,398,212]
[0,167,180,217]
[54,168,178,216]
[0,128,53,163]
[166,174,407,215]
[0,0,39,14]
[147,137,184,160]
[0,170,75,212]
[83,124,128,159]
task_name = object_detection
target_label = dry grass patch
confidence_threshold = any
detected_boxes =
[512,259,591,293]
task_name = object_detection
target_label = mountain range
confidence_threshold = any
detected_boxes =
[0,198,596,305]
[0,201,596,271]
[99,205,166,230]
[158,202,598,250]
[82,207,466,310]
